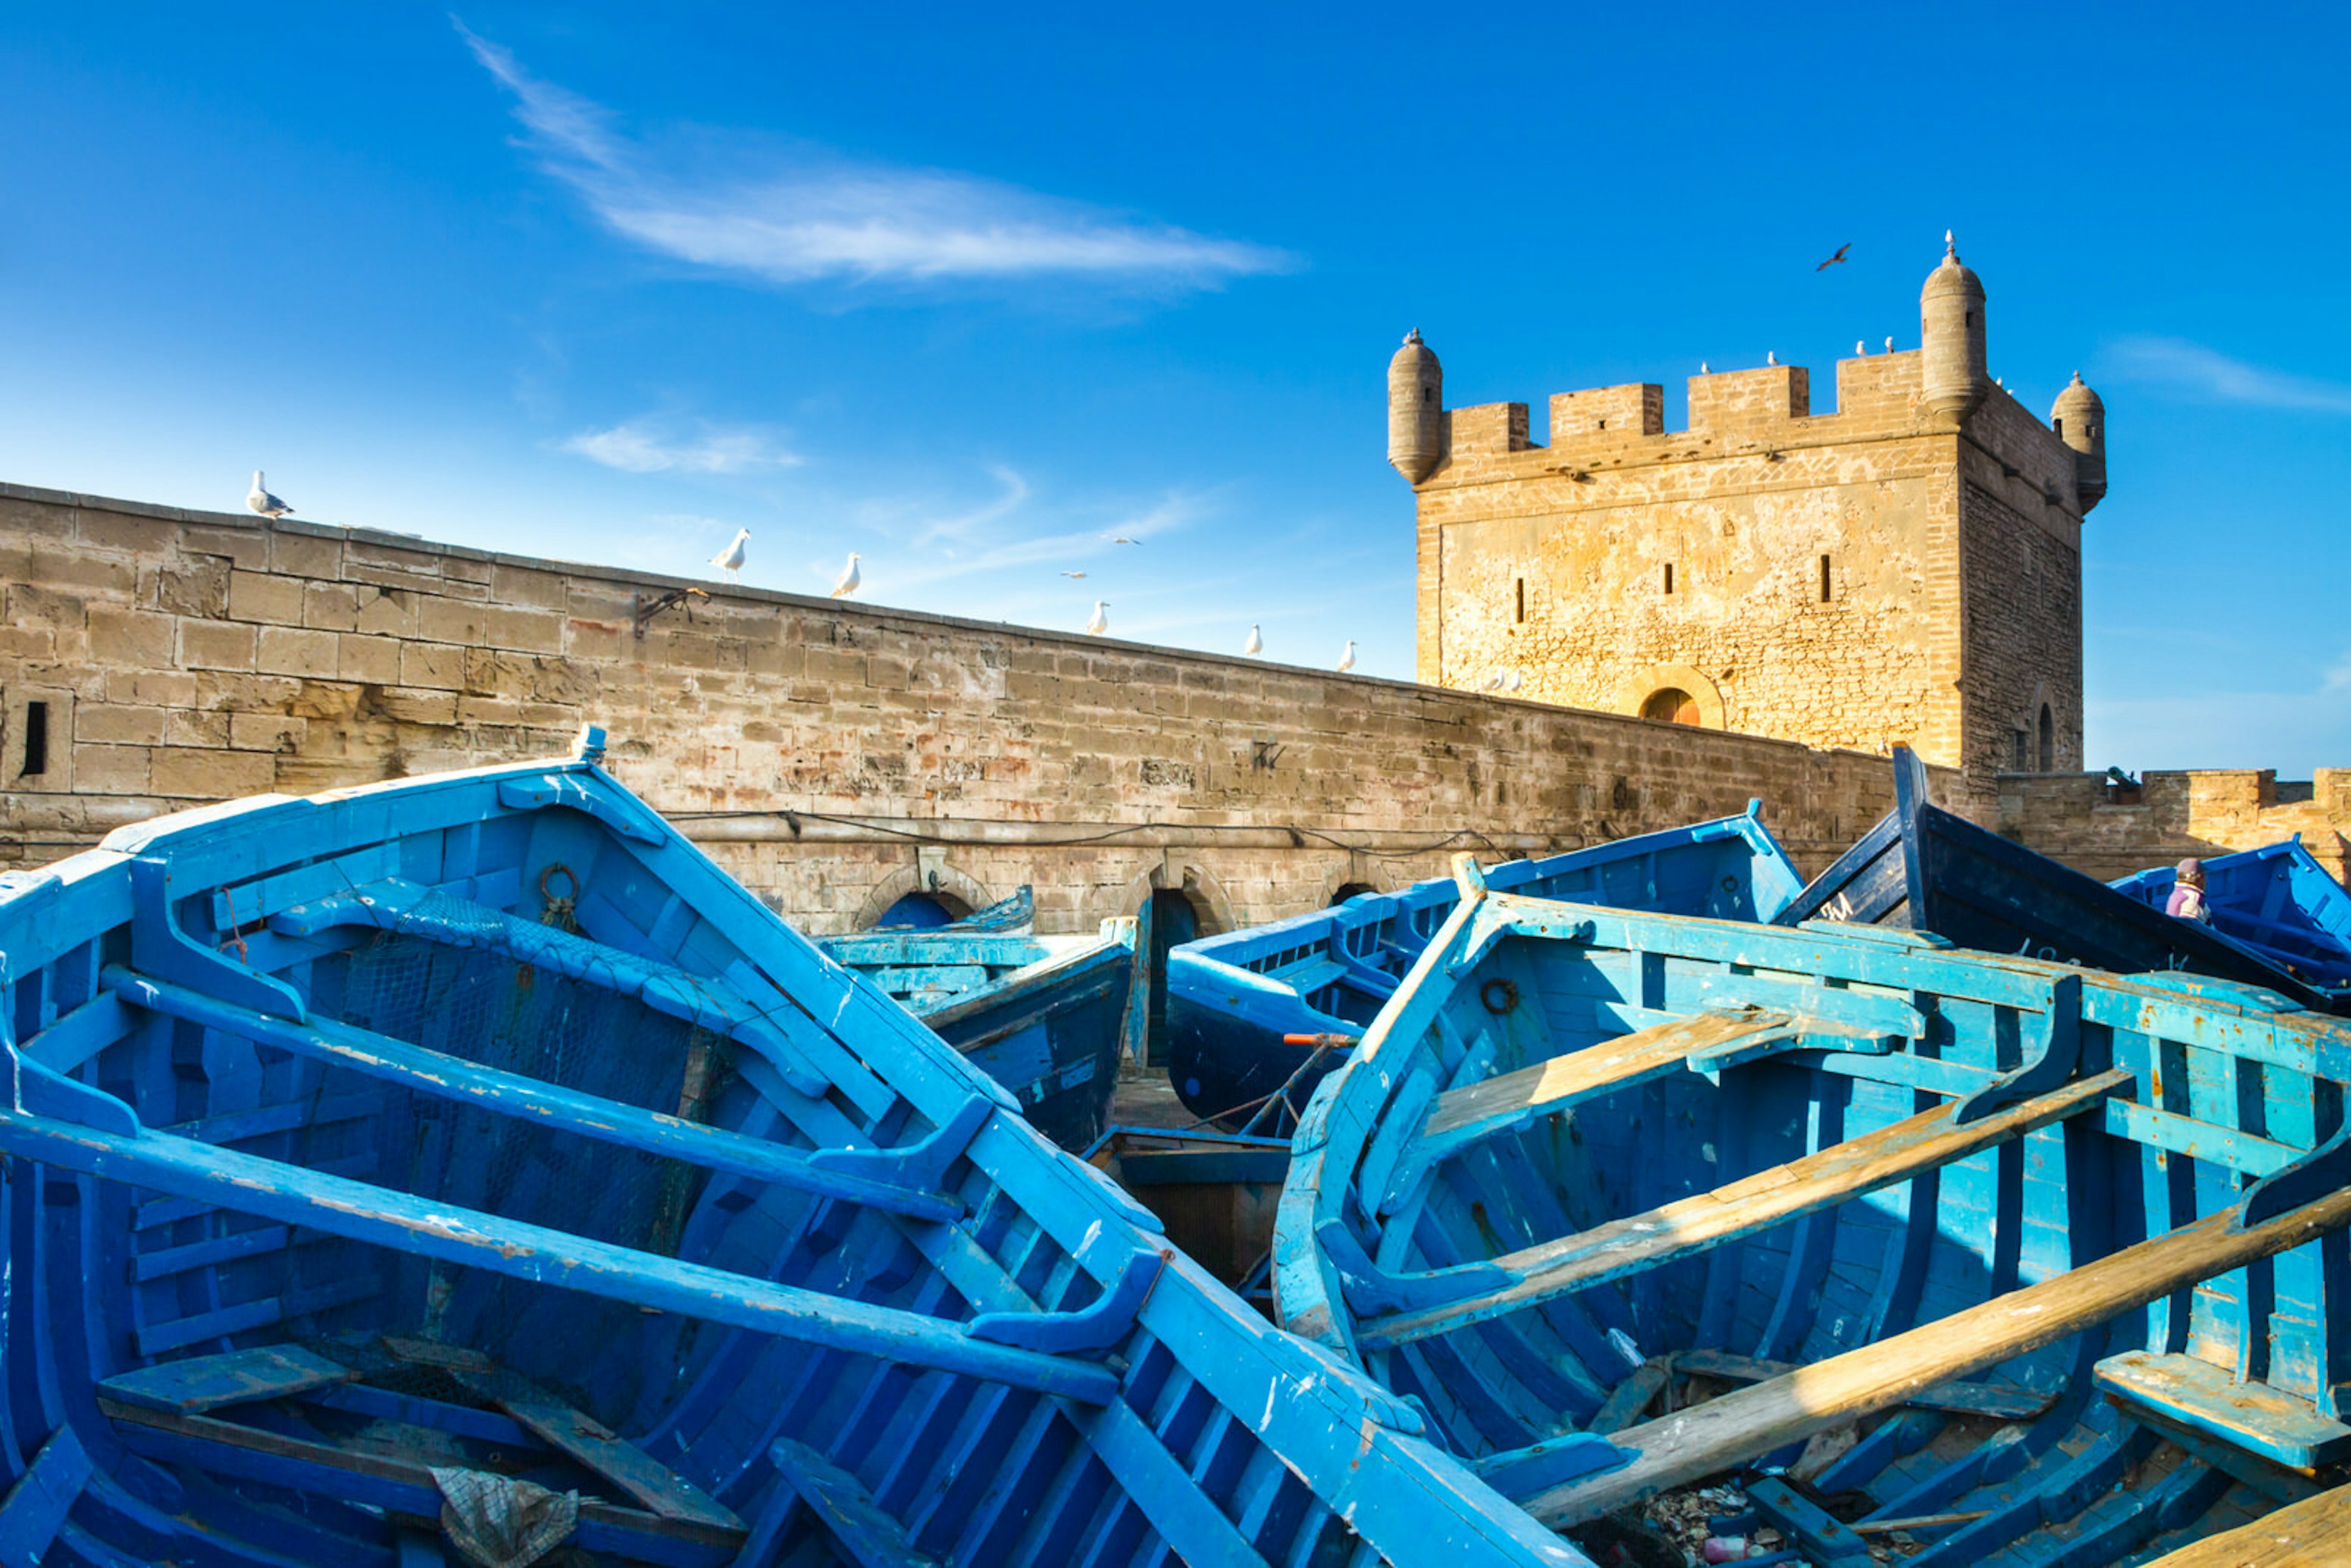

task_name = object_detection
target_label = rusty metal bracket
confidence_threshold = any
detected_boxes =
[634,587,708,639]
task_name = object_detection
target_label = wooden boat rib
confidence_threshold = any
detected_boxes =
[0,730,1586,1568]
[819,906,1146,1150]
[1775,746,2345,1013]
[1278,857,2351,1564]
[1166,806,1807,1130]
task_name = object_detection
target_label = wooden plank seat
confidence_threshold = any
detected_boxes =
[1357,1068,2132,1349]
[1524,1179,2351,1525]
[97,1342,744,1568]
[2140,1479,2351,1567]
[2096,1351,2351,1471]
[767,1438,942,1568]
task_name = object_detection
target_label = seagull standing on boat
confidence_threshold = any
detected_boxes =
[1086,600,1109,636]
[1336,640,1356,673]
[830,553,861,598]
[709,527,749,582]
[246,471,292,519]
[1243,624,1262,656]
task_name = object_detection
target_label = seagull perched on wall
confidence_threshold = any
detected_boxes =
[246,471,292,519]
[708,527,749,582]
[1336,640,1356,674]
[1816,242,1852,271]
[1243,624,1262,656]
[1766,351,1777,366]
[1507,670,1523,691]
[1856,340,1867,356]
[1086,600,1109,636]
[1483,672,1505,691]
[830,553,861,598]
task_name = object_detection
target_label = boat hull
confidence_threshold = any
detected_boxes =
[1168,808,1805,1130]
[1278,866,2351,1563]
[0,742,1586,1568]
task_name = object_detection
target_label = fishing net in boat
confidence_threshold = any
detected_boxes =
[314,888,729,1411]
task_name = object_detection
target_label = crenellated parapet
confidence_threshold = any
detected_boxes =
[1399,237,2107,800]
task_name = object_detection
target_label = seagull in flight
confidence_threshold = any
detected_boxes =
[1086,600,1109,636]
[1335,640,1356,673]
[709,527,749,582]
[1243,624,1262,656]
[1102,535,1143,546]
[830,553,862,598]
[1817,242,1852,271]
[1060,570,1087,579]
[246,471,292,520]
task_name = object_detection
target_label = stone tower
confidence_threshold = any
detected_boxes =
[1400,239,2105,805]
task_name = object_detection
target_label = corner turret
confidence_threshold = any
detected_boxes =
[1919,233,1988,428]
[1388,329,1444,483]
[2050,372,2107,512]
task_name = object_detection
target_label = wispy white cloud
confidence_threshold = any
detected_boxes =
[2101,337,2351,414]
[2325,650,2351,693]
[560,418,800,474]
[457,23,1295,290]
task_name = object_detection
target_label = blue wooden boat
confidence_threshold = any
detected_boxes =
[0,729,1592,1568]
[1165,807,1807,1132]
[1775,746,2346,1014]
[817,905,1143,1150]
[2110,841,2351,1004]
[1277,857,2351,1564]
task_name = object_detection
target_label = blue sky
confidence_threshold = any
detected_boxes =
[2,4,2345,774]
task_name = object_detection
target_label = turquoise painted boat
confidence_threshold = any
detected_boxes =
[1166,807,1805,1133]
[0,730,1590,1568]
[1278,856,2351,1564]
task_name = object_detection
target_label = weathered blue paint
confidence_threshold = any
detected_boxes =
[1779,746,2349,1014]
[819,902,1139,1150]
[1167,807,1807,1129]
[0,734,1588,1567]
[1278,864,2351,1561]
[2112,840,2351,998]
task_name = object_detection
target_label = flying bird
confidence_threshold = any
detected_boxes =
[830,553,862,598]
[246,471,291,520]
[1086,600,1109,636]
[1103,535,1143,546]
[1335,640,1356,674]
[1243,624,1262,656]
[1060,570,1087,579]
[1817,242,1852,271]
[709,527,749,582]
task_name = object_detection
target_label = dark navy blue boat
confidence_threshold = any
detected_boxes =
[1775,747,2346,1013]
[1280,857,2351,1564]
[2110,840,2351,1005]
[0,729,1590,1568]
[819,901,1144,1150]
[1165,807,1805,1131]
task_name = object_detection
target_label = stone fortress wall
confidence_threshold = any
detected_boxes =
[1397,242,2102,812]
[1,483,1929,939]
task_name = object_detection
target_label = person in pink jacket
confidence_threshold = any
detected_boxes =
[2165,858,2212,924]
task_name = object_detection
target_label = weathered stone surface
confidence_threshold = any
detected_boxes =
[0,481,2336,934]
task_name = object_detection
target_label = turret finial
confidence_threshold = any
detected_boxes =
[1403,328,1422,347]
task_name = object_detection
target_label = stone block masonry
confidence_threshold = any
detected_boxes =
[1,482,1910,934]
[1,482,2339,935]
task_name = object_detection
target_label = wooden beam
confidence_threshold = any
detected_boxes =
[2140,1481,2351,1567]
[1361,1068,2130,1349]
[1526,1182,2351,1525]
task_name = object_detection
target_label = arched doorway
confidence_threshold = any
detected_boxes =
[1329,882,1378,906]
[2038,703,2055,771]
[1143,888,1202,1067]
[871,890,970,930]
[1641,687,1703,725]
